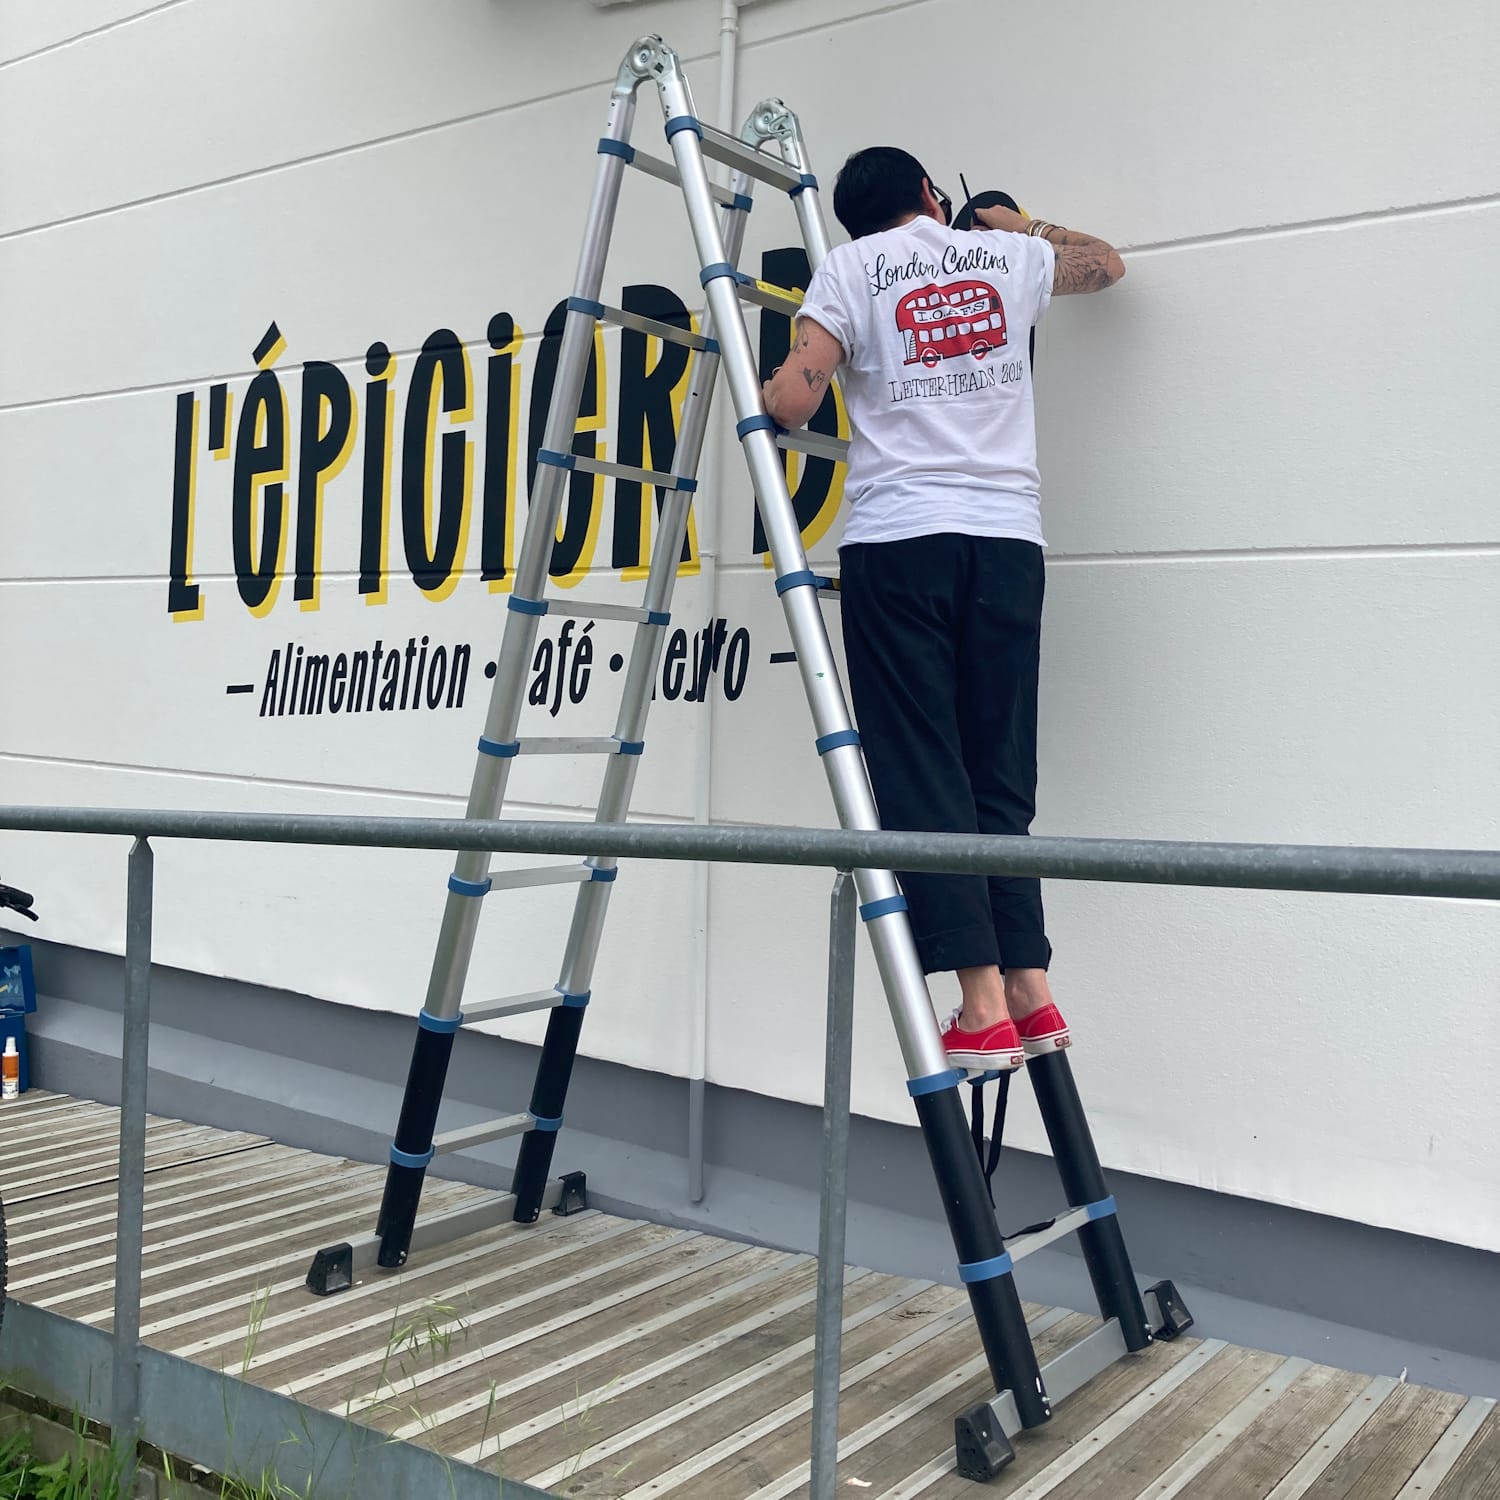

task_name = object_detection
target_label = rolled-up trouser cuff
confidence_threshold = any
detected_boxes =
[998,931,1053,972]
[915,920,1001,976]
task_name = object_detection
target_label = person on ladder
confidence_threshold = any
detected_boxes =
[763,146,1125,1073]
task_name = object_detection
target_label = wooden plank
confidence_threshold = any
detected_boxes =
[130,1177,482,1339]
[863,1334,1197,1500]
[242,1213,647,1390]
[4,1130,268,1204]
[166,1208,617,1362]
[0,1113,117,1151]
[511,1278,966,1492]
[1130,1355,1315,1497]
[439,1252,816,1462]
[1428,1404,1500,1500]
[32,1168,464,1326]
[1300,1382,1470,1500]
[288,1225,725,1412]
[2,1122,255,1197]
[719,1310,1098,1500]
[1132,1361,1366,1498]
[1027,1344,1285,1500]
[9,1161,384,1290]
[6,1142,316,1234]
[1399,1398,1498,1500]
[1258,1375,1400,1500]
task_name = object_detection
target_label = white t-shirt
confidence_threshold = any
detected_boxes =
[797,216,1055,547]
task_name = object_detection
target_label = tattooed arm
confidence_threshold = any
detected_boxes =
[973,205,1126,295]
[762,316,845,429]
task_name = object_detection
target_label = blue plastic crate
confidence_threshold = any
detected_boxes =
[0,944,36,1014]
[0,945,37,1095]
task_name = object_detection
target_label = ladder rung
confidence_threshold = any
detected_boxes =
[568,452,694,491]
[431,1113,535,1156]
[777,429,848,464]
[695,122,803,190]
[1004,1205,1093,1264]
[462,991,564,1025]
[596,302,717,352]
[736,277,804,317]
[485,864,595,891]
[543,598,656,625]
[627,147,745,209]
[515,736,631,756]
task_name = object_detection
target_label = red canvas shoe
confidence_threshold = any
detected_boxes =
[1014,1002,1071,1056]
[940,1012,1025,1071]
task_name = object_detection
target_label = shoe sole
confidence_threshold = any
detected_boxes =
[1021,1032,1071,1057]
[945,1047,1025,1071]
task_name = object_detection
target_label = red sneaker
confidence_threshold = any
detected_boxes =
[1015,1002,1071,1056]
[940,1012,1025,1071]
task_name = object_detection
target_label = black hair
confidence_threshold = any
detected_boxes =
[832,146,932,240]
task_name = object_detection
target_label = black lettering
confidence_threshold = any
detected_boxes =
[569,623,594,704]
[425,645,448,709]
[402,330,472,595]
[330,653,349,713]
[294,361,355,606]
[529,637,554,706]
[232,367,289,614]
[528,300,604,580]
[288,644,304,711]
[723,627,750,701]
[378,646,400,710]
[448,643,470,708]
[167,392,202,617]
[300,653,330,715]
[612,284,693,572]
[481,313,521,586]
[359,342,395,598]
[662,628,687,700]
[259,647,280,717]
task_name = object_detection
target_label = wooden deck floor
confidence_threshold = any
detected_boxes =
[2,1090,1496,1498]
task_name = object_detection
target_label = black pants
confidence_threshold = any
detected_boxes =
[840,532,1051,975]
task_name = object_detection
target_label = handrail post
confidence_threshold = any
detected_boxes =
[111,836,153,1477]
[810,870,856,1499]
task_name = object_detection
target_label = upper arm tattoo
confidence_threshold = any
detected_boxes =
[1052,245,1117,296]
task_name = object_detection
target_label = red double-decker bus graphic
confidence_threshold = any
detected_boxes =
[895,280,1007,367]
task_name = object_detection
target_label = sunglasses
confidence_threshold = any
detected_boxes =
[933,183,953,226]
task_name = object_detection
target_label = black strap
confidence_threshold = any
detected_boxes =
[969,1070,1059,1240]
[969,1071,1010,1207]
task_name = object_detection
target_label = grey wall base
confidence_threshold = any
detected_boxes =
[14,930,1500,1400]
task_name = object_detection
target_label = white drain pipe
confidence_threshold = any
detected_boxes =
[587,0,758,1202]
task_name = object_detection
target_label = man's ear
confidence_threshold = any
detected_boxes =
[919,179,943,221]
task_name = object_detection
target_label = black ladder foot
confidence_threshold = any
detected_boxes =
[553,1170,589,1216]
[954,1402,1015,1482]
[1146,1278,1194,1340]
[305,1242,353,1297]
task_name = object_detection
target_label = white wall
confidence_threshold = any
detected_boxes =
[1,0,1496,1251]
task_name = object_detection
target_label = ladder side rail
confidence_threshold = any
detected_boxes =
[373,79,644,1271]
[1027,1053,1153,1350]
[510,166,756,1224]
[767,83,1154,1384]
[652,61,1049,1429]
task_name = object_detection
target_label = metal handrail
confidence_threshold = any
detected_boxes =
[3,806,1499,899]
[2,803,1496,1495]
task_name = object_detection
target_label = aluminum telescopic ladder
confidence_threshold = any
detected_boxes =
[306,33,1191,1482]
